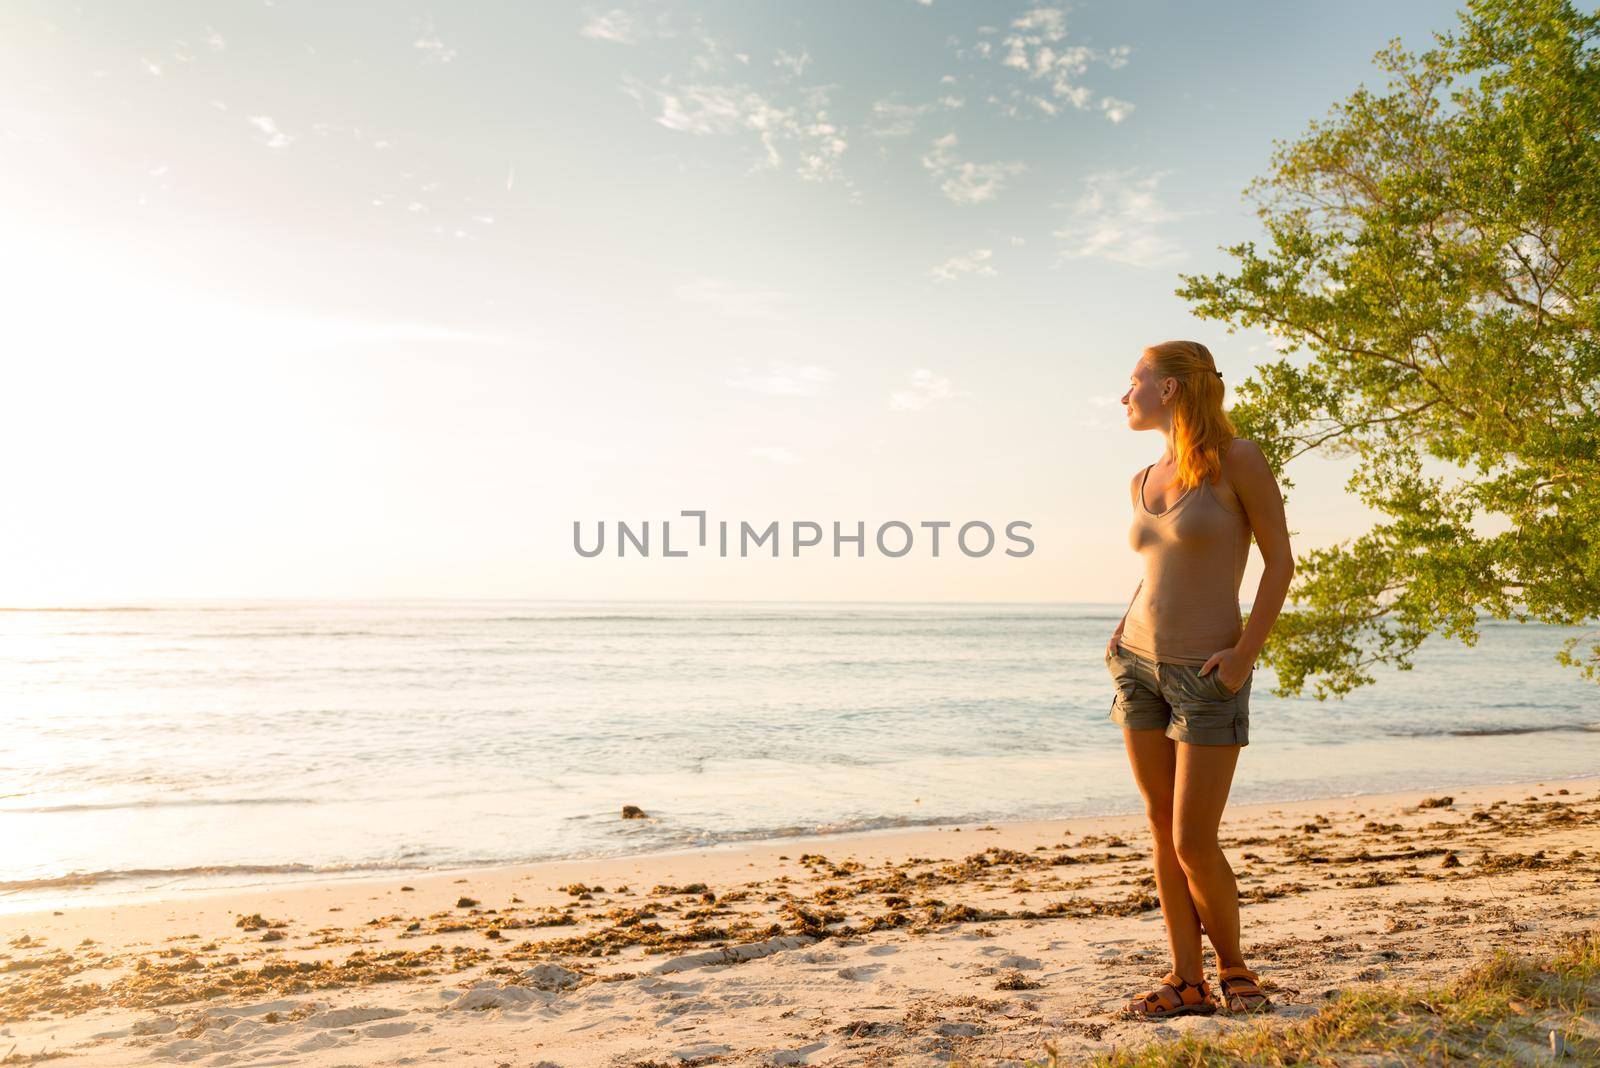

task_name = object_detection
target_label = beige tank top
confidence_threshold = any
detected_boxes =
[1119,462,1252,666]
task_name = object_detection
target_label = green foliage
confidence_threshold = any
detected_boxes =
[1010,930,1600,1067]
[1177,0,1600,697]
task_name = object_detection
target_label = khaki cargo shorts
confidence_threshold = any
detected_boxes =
[1104,642,1251,746]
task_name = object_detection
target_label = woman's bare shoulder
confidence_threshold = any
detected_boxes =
[1225,436,1262,456]
[1222,438,1275,493]
[1127,466,1147,500]
[1224,438,1268,469]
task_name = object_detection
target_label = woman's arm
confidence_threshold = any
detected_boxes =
[1228,440,1295,662]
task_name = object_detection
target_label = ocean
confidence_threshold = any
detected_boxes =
[2,600,1596,913]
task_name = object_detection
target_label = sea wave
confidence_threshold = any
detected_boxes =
[1427,722,1600,738]
[1449,723,1598,738]
[0,606,159,613]
[0,860,436,894]
[494,612,1120,623]
[1378,721,1599,739]
[0,810,1011,897]
[0,796,319,815]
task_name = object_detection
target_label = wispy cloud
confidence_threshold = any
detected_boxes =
[889,369,963,411]
[247,115,293,149]
[1053,169,1186,267]
[581,8,641,44]
[929,249,997,282]
[1099,97,1134,123]
[685,31,751,75]
[774,48,812,78]
[608,23,851,185]
[959,6,1133,123]
[920,133,1025,204]
[1079,383,1131,429]
[627,74,848,183]
[412,17,456,64]
[866,94,957,139]
[725,360,838,396]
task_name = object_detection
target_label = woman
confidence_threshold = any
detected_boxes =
[1104,340,1295,1019]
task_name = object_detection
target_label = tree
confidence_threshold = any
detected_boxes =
[1177,0,1600,698]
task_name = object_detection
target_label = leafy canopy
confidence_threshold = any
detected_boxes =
[1177,0,1600,697]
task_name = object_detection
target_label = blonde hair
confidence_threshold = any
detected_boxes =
[1143,340,1236,490]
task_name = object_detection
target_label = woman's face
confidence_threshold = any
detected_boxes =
[1121,356,1171,431]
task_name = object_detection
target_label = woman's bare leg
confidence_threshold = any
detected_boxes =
[1172,741,1245,969]
[1121,727,1205,982]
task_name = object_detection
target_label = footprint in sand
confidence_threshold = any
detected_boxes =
[229,997,305,1019]
[1090,937,1135,960]
[995,954,1042,970]
[305,1006,407,1029]
[935,1021,983,1038]
[636,977,706,997]
[126,1017,180,1037]
[296,1032,344,1053]
[674,1042,733,1060]
[448,982,556,1012]
[771,1039,830,1064]
[364,1020,421,1039]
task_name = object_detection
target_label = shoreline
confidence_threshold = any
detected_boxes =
[6,767,1597,917]
[3,774,1597,1065]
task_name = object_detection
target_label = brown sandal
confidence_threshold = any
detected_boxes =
[1121,971,1217,1019]
[1218,965,1273,1014]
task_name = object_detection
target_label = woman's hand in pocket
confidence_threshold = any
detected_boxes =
[1105,629,1123,660]
[1199,646,1251,695]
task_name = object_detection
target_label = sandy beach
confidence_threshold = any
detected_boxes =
[1,776,1595,1066]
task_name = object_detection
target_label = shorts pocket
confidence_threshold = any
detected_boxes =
[1209,666,1249,699]
[1171,664,1239,703]
[1106,647,1138,696]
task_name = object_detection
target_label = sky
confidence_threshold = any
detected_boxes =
[1,0,1477,605]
